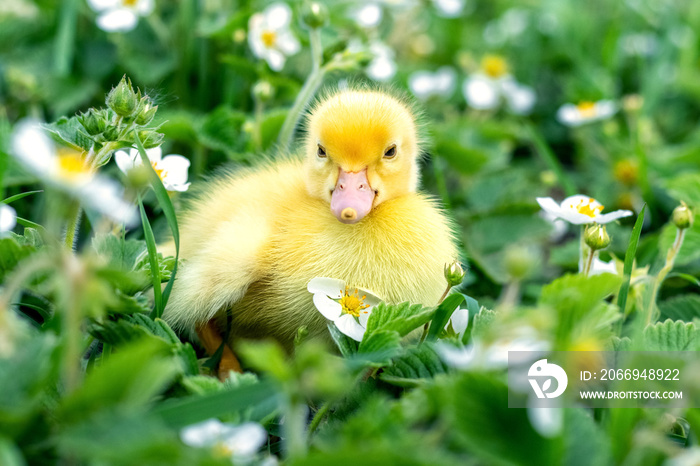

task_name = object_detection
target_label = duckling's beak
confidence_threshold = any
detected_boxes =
[330,168,375,224]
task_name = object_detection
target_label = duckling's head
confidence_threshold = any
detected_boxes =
[304,89,422,224]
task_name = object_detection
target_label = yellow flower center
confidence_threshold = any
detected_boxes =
[212,442,232,458]
[576,101,597,118]
[261,30,277,48]
[122,0,139,6]
[151,161,166,181]
[571,198,604,218]
[338,287,370,318]
[481,55,508,78]
[56,149,92,181]
[613,159,639,186]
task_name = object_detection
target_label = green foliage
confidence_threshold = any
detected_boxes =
[643,319,699,351]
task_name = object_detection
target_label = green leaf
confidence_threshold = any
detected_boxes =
[133,130,180,318]
[426,294,465,341]
[199,106,247,154]
[659,294,700,321]
[138,196,162,316]
[379,343,447,387]
[327,323,358,358]
[663,173,700,206]
[563,408,613,466]
[1,190,42,204]
[92,233,146,271]
[357,330,402,367]
[471,307,497,340]
[0,236,35,282]
[364,302,435,338]
[643,319,699,351]
[151,381,278,428]
[58,339,180,424]
[43,116,94,152]
[618,205,645,315]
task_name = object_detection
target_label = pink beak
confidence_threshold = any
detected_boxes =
[330,168,375,224]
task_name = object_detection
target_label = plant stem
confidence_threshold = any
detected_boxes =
[646,228,686,325]
[279,27,325,152]
[583,248,597,277]
[307,401,332,439]
[578,225,586,273]
[283,398,308,460]
[64,202,82,250]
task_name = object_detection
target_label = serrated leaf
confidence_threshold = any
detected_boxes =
[0,236,35,282]
[643,319,698,351]
[364,301,435,338]
[357,330,402,367]
[92,234,146,271]
[43,116,94,152]
[471,307,497,340]
[327,323,358,358]
[380,344,447,387]
[659,294,700,321]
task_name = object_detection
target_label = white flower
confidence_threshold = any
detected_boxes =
[0,204,17,234]
[87,0,154,33]
[665,447,700,466]
[463,56,535,114]
[115,147,191,192]
[527,398,563,438]
[590,257,618,276]
[408,67,457,100]
[433,0,465,18]
[248,3,301,72]
[537,195,633,225]
[181,419,267,460]
[366,42,397,82]
[308,277,382,342]
[351,3,382,28]
[10,118,138,226]
[445,307,469,339]
[437,326,550,370]
[556,100,617,127]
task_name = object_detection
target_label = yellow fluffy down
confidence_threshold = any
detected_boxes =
[163,89,459,351]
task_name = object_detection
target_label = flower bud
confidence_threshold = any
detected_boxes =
[444,261,465,287]
[584,224,611,250]
[504,245,538,280]
[301,1,328,29]
[252,81,274,102]
[622,94,643,113]
[135,97,158,126]
[102,125,120,141]
[106,75,139,117]
[672,202,693,230]
[78,108,107,135]
[137,130,164,149]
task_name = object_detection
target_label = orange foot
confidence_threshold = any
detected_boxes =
[196,320,242,381]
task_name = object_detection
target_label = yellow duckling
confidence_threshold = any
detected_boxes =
[163,89,459,370]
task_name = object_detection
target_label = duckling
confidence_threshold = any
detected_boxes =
[163,89,459,369]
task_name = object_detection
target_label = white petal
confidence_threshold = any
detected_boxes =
[536,197,562,217]
[361,290,382,307]
[87,0,119,12]
[114,150,136,174]
[353,3,382,28]
[10,119,56,176]
[307,277,345,298]
[265,49,286,71]
[134,0,154,15]
[561,194,596,209]
[595,209,634,224]
[434,0,465,17]
[527,404,563,438]
[448,307,470,337]
[96,9,138,32]
[313,294,342,320]
[367,57,396,82]
[435,342,477,369]
[463,76,500,110]
[594,100,617,119]
[335,314,366,342]
[556,104,582,126]
[180,419,224,447]
[590,257,618,276]
[0,205,17,232]
[145,146,162,163]
[557,210,597,225]
[264,3,292,29]
[275,30,301,55]
[408,71,437,99]
[220,422,267,457]
[248,14,266,58]
[434,66,457,96]
[78,177,138,226]
[503,83,536,115]
[158,154,190,190]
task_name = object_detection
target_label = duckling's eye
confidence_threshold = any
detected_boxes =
[317,144,327,158]
[384,145,397,159]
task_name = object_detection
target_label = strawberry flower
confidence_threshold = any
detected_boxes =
[180,419,267,460]
[248,3,301,71]
[308,277,382,341]
[115,147,191,192]
[537,195,633,225]
[556,100,617,127]
[87,0,154,33]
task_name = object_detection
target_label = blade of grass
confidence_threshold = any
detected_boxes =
[15,216,45,231]
[617,205,646,320]
[426,293,465,341]
[138,194,163,317]
[2,190,43,204]
[133,131,180,318]
[151,381,278,428]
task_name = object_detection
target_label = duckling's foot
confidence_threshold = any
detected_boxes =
[196,320,242,381]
